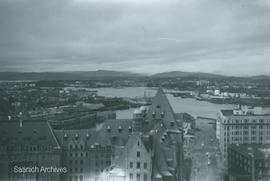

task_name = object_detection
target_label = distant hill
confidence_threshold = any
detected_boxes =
[151,71,226,79]
[0,70,269,81]
[0,70,143,80]
[248,75,270,80]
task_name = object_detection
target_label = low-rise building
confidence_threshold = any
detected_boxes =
[228,144,270,181]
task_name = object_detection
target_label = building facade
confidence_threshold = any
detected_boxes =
[228,144,270,181]
[0,120,62,181]
[0,88,184,181]
[216,106,270,160]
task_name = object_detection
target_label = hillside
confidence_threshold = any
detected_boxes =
[151,71,226,79]
[0,70,143,80]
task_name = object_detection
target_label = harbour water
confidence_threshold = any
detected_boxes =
[91,87,235,119]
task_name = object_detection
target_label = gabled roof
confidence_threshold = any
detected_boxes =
[144,88,178,132]
[147,88,176,121]
[113,132,149,169]
[0,120,60,150]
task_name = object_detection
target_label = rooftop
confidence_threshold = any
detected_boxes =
[229,144,270,159]
[0,119,60,150]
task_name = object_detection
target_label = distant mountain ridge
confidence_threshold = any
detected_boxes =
[0,70,143,80]
[0,70,269,80]
[151,71,226,79]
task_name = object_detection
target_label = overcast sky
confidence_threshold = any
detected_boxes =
[0,0,270,75]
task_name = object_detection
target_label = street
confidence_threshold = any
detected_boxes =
[188,117,225,181]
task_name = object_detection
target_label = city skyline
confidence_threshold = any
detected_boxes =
[1,0,270,76]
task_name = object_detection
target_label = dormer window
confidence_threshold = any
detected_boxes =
[161,112,165,118]
[118,126,122,133]
[128,126,132,133]
[152,112,156,118]
[156,105,160,108]
[64,133,68,140]
[163,132,167,137]
[107,126,111,133]
[161,136,165,141]
[170,121,175,127]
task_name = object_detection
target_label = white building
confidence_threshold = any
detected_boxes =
[216,106,270,161]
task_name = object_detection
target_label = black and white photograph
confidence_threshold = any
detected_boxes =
[1,0,270,181]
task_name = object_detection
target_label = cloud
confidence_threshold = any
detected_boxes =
[0,0,270,75]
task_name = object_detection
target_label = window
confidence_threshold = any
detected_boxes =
[137,141,140,146]
[137,162,140,169]
[136,174,140,181]
[137,152,140,158]
[130,173,133,180]
[130,162,133,168]
[143,174,147,181]
[144,163,147,169]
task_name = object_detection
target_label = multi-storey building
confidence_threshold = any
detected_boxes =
[54,119,133,181]
[228,144,270,181]
[216,106,270,160]
[0,120,62,181]
[0,88,184,181]
[109,132,152,181]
